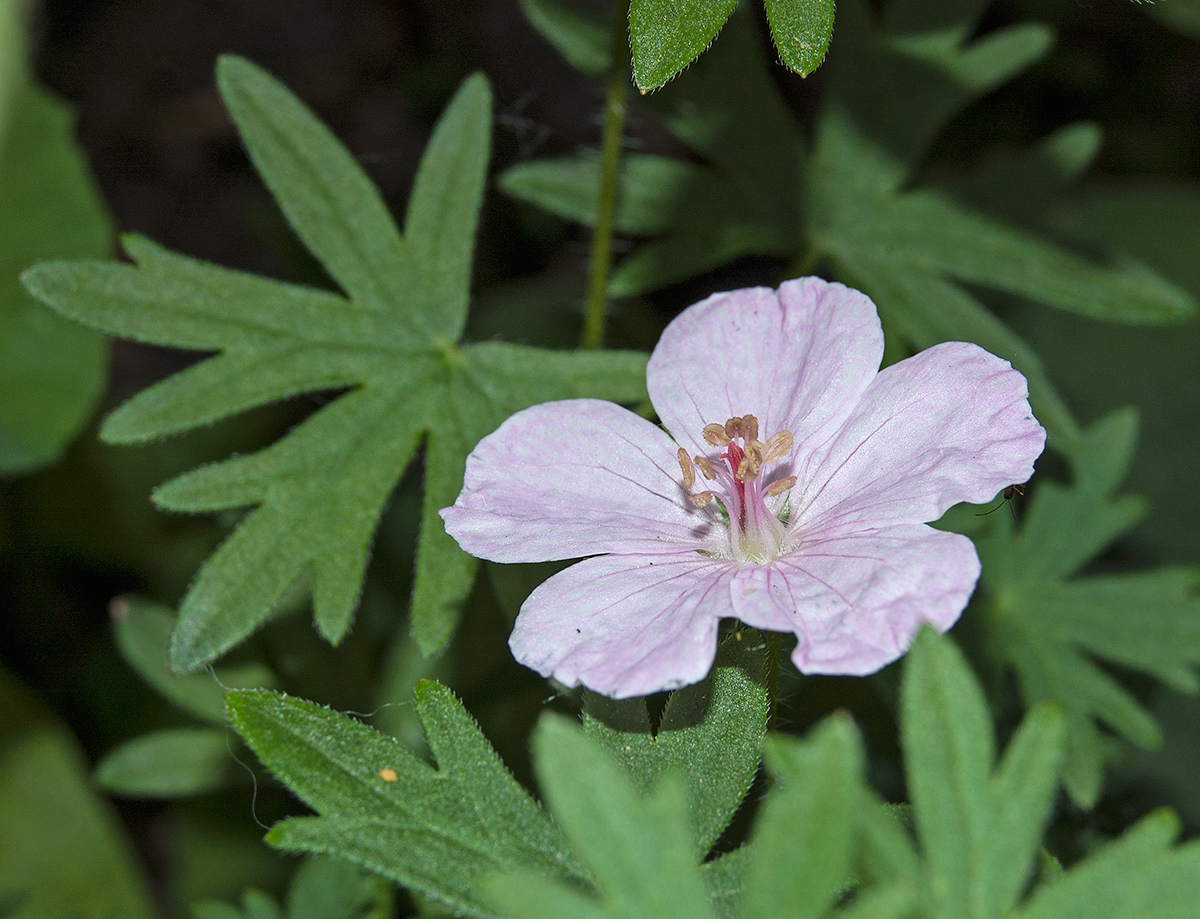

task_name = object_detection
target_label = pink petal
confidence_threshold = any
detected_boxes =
[441,399,711,563]
[793,342,1045,536]
[730,525,980,675]
[509,552,735,698]
[646,278,884,457]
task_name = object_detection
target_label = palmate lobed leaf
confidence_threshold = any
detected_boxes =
[581,628,771,859]
[507,0,1197,460]
[227,681,583,919]
[975,411,1200,807]
[902,629,1065,919]
[901,630,1200,919]
[22,56,648,670]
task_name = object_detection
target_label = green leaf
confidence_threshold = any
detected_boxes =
[227,681,582,917]
[511,0,1200,468]
[194,890,283,919]
[938,122,1102,225]
[0,79,109,474]
[518,0,611,75]
[901,629,1064,919]
[629,0,739,92]
[582,628,770,858]
[612,5,805,294]
[0,0,28,135]
[836,256,1080,453]
[1015,810,1200,919]
[286,858,393,919]
[821,190,1194,326]
[23,58,649,670]
[111,596,277,723]
[763,0,835,77]
[739,718,862,919]
[94,727,231,798]
[0,666,155,919]
[215,56,421,332]
[975,411,1200,806]
[499,153,703,236]
[1145,0,1200,40]
[482,715,715,919]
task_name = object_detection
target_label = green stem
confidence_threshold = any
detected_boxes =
[766,631,782,731]
[581,2,630,351]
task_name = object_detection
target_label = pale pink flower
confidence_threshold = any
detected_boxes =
[441,278,1045,698]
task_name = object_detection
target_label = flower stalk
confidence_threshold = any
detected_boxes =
[581,1,630,351]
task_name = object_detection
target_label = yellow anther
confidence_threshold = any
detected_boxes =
[703,423,731,446]
[742,414,759,443]
[677,448,695,490]
[690,492,715,508]
[765,475,797,498]
[742,441,765,481]
[695,456,717,480]
[763,430,793,463]
[724,417,741,440]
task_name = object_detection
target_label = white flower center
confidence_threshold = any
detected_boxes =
[677,414,797,564]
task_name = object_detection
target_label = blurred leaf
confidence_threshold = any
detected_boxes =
[112,596,277,724]
[500,154,703,236]
[1014,183,1200,563]
[1145,0,1200,39]
[0,79,109,474]
[0,0,28,133]
[902,629,1065,919]
[611,5,806,293]
[23,57,648,671]
[286,858,392,919]
[1014,810,1200,919]
[95,727,231,798]
[739,718,861,919]
[516,0,1199,460]
[975,411,1200,806]
[227,681,582,917]
[1049,182,1200,299]
[582,628,770,857]
[938,122,1102,225]
[764,0,836,77]
[0,666,155,919]
[630,0,739,92]
[194,890,283,919]
[518,0,610,75]
[482,714,715,919]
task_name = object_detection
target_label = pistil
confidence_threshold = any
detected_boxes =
[679,413,798,563]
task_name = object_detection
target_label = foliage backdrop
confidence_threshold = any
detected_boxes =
[2,1,1200,917]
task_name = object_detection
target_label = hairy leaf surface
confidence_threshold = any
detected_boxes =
[23,58,648,669]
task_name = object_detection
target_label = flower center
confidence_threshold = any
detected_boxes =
[677,414,798,564]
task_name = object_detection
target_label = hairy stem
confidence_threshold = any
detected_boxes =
[581,1,630,350]
[766,631,782,731]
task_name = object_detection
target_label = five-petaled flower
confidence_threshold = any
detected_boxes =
[441,278,1045,698]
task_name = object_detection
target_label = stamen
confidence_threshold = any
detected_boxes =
[742,414,759,443]
[690,492,715,507]
[703,423,730,446]
[736,454,753,482]
[724,417,741,440]
[765,475,797,498]
[694,456,717,480]
[677,448,695,490]
[763,430,793,463]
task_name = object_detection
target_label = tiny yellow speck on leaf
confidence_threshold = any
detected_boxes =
[379,768,398,782]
